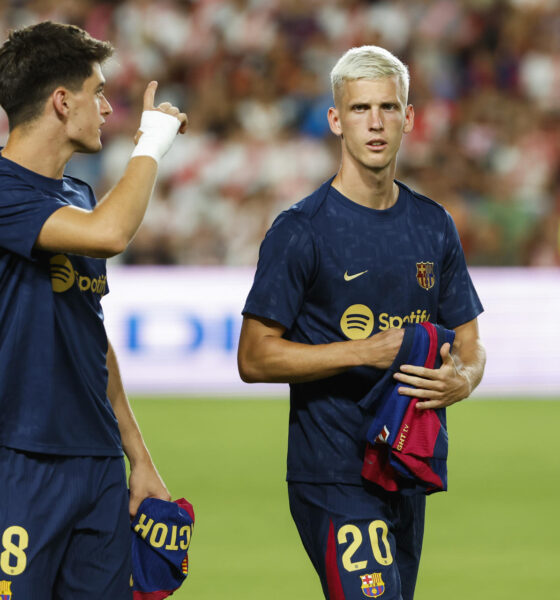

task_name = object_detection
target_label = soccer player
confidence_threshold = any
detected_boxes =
[238,45,486,600]
[0,22,187,599]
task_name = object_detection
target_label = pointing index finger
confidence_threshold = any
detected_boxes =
[143,81,158,111]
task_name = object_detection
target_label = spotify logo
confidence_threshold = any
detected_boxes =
[340,304,374,340]
[50,255,75,293]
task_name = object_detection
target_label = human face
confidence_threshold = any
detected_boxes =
[328,76,414,175]
[66,62,112,153]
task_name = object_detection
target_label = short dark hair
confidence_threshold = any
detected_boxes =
[0,21,114,129]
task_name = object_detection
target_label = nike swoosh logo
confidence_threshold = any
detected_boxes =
[344,270,368,281]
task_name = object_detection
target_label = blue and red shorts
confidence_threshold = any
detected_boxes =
[288,480,425,600]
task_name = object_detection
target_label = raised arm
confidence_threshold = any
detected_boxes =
[238,314,405,384]
[35,82,187,258]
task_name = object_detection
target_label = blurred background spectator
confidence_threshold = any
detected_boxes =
[1,0,558,267]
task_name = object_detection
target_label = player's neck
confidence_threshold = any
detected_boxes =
[2,125,71,180]
[332,164,398,210]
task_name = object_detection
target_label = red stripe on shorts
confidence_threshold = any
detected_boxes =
[325,519,345,600]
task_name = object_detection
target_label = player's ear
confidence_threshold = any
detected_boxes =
[52,87,70,119]
[403,104,414,134]
[328,106,342,137]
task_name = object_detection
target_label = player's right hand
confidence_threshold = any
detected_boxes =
[364,328,405,369]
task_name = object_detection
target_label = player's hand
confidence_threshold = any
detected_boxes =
[393,342,471,409]
[128,459,171,519]
[362,328,405,369]
[133,81,188,145]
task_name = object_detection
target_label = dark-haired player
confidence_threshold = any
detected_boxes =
[238,45,485,600]
[0,21,187,599]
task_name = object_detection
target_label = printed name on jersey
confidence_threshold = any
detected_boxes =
[340,305,430,339]
[133,513,193,552]
[360,572,385,598]
[0,580,12,600]
[416,262,435,290]
[50,254,107,295]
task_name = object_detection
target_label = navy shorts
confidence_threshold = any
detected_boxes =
[288,481,425,600]
[0,447,132,600]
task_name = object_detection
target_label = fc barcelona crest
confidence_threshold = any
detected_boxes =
[360,573,385,598]
[0,580,12,600]
[416,262,435,290]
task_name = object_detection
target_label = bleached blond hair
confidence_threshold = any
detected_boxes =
[330,45,410,106]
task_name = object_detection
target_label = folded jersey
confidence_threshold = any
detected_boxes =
[360,322,455,495]
[131,497,195,599]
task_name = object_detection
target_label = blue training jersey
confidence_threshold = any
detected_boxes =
[243,177,483,484]
[0,153,122,456]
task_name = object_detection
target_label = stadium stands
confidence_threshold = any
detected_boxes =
[1,0,558,267]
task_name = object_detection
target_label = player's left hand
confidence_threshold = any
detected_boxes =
[393,342,471,410]
[128,460,171,519]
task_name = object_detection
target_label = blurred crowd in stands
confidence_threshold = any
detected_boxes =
[1,0,559,266]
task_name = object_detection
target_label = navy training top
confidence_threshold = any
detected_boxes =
[243,177,483,484]
[0,153,122,456]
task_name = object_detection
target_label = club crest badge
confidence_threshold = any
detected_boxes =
[360,572,385,598]
[416,262,435,290]
[0,580,12,600]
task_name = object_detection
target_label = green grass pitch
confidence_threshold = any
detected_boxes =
[131,396,560,599]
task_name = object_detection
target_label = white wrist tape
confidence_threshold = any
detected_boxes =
[131,111,180,164]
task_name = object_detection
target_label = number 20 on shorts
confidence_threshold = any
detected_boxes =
[337,520,393,571]
[0,526,29,576]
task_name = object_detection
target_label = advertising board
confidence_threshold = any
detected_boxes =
[103,266,560,397]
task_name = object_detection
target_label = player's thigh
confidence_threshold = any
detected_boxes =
[54,456,132,600]
[288,482,403,600]
[0,447,80,599]
[391,491,425,600]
